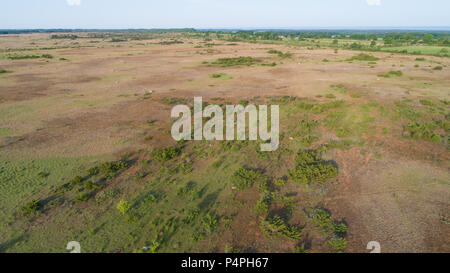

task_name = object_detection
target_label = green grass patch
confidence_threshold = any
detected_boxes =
[209,73,232,80]
[346,53,379,62]
[378,70,403,78]
[207,57,261,67]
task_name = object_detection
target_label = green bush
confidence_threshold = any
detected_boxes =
[288,150,338,184]
[231,167,263,190]
[260,215,302,240]
[404,122,442,143]
[37,171,49,178]
[328,237,347,253]
[20,200,41,216]
[346,53,379,62]
[0,69,12,75]
[433,66,443,71]
[209,57,261,67]
[152,146,181,162]
[333,222,348,235]
[254,193,274,214]
[117,200,131,215]
[378,70,403,78]
[419,99,436,106]
[75,193,91,202]
[98,161,129,179]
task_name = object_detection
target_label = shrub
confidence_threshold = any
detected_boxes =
[378,70,403,78]
[288,150,338,184]
[87,166,99,176]
[274,178,287,187]
[152,146,181,162]
[117,200,131,215]
[325,94,336,99]
[95,189,120,202]
[75,193,91,202]
[433,66,443,71]
[254,193,274,214]
[328,237,347,253]
[20,200,41,216]
[232,167,263,190]
[0,69,12,75]
[333,222,348,236]
[404,122,442,143]
[260,215,302,240]
[347,53,379,62]
[98,161,129,179]
[419,99,436,106]
[37,171,49,178]
[209,56,261,67]
[183,206,200,224]
[209,73,232,79]
[202,213,218,233]
[311,209,332,229]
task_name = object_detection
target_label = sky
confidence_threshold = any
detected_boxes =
[1,0,449,29]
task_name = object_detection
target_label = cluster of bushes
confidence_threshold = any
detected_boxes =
[0,69,12,75]
[177,181,203,201]
[297,120,319,136]
[51,34,78,39]
[159,97,187,105]
[288,150,338,184]
[254,193,274,214]
[19,200,41,217]
[7,54,54,60]
[346,53,379,62]
[231,167,264,190]
[403,122,442,143]
[183,206,200,224]
[208,57,261,67]
[220,140,247,151]
[157,40,183,45]
[152,146,182,162]
[378,70,403,78]
[260,215,302,240]
[419,99,436,107]
[55,160,129,197]
[310,208,348,252]
[209,73,232,79]
[267,49,292,58]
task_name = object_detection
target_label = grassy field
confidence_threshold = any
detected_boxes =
[0,31,448,253]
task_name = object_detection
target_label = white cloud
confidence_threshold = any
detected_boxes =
[67,0,81,6]
[366,0,381,6]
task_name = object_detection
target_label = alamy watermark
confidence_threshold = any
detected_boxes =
[170,97,279,151]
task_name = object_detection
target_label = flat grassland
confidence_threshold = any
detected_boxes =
[0,32,449,253]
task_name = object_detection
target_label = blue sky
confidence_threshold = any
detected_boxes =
[1,0,449,29]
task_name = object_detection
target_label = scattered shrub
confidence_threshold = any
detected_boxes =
[117,200,131,215]
[232,167,263,190]
[75,193,91,202]
[288,150,338,184]
[328,237,347,253]
[37,171,49,178]
[20,200,41,217]
[347,53,379,62]
[209,57,261,67]
[152,146,181,162]
[420,99,436,107]
[260,215,302,240]
[378,70,403,78]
